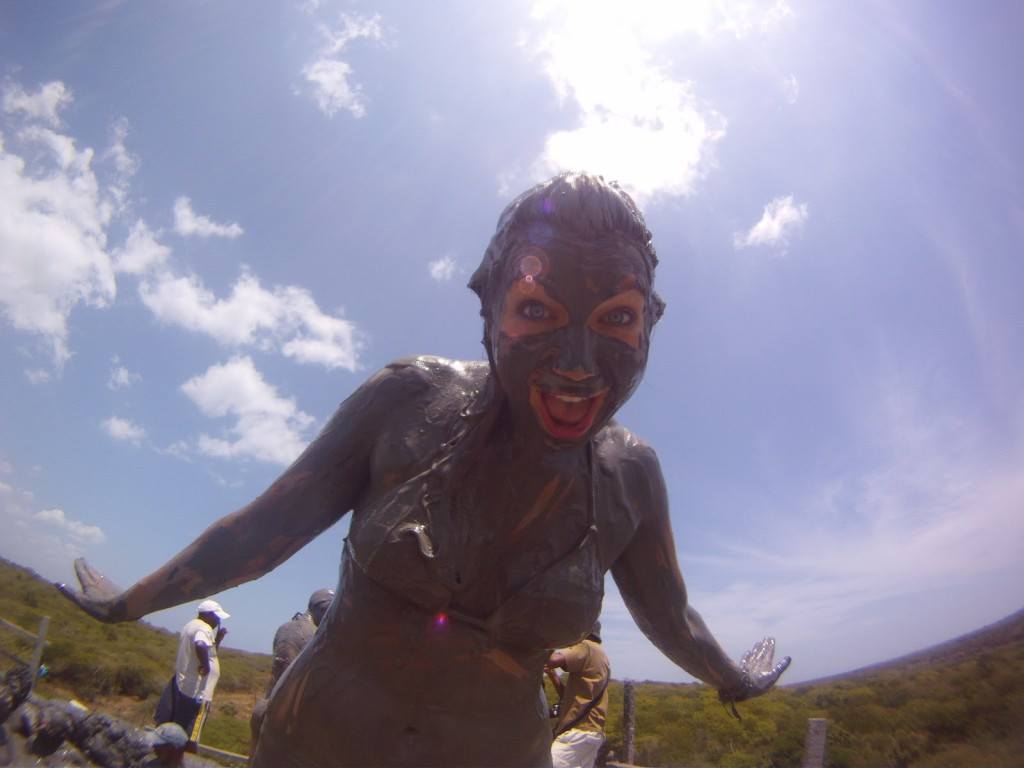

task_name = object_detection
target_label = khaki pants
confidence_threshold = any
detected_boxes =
[551,728,604,768]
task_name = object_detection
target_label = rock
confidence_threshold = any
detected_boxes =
[0,663,219,767]
[0,667,31,722]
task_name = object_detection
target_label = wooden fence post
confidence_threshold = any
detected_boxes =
[29,616,49,693]
[622,680,636,766]
[801,717,828,768]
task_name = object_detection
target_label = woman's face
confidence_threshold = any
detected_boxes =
[489,235,652,444]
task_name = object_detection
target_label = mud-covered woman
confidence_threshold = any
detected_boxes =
[60,172,790,768]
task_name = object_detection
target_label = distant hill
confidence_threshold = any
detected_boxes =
[3,556,1023,766]
[793,606,1024,687]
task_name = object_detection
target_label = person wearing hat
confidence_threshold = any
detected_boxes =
[154,600,229,751]
[545,623,609,768]
[249,589,335,756]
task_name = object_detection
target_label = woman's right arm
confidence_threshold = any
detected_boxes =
[59,361,430,622]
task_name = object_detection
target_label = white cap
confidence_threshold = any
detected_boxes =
[197,599,230,620]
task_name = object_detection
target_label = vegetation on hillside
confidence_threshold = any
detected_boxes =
[3,558,1023,766]
[0,558,269,755]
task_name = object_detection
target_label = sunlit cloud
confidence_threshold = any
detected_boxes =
[428,254,457,282]
[113,219,171,275]
[0,80,120,371]
[104,117,138,214]
[139,267,362,370]
[302,13,384,118]
[733,195,808,249]
[0,480,106,581]
[181,356,315,466]
[2,80,72,127]
[519,0,794,202]
[173,196,243,239]
[36,507,106,544]
[781,73,800,104]
[24,369,52,385]
[107,355,141,389]
[101,415,146,444]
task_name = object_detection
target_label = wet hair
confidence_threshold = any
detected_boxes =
[468,172,666,325]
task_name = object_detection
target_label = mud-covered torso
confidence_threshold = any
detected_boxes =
[346,356,622,652]
[255,357,648,767]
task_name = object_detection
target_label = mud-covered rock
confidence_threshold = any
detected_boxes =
[0,667,31,722]
[0,665,219,767]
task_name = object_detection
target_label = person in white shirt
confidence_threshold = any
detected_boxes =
[154,599,229,750]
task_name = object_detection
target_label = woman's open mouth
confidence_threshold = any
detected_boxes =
[529,386,608,440]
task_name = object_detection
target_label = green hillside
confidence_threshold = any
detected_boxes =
[0,557,269,755]
[3,557,1024,766]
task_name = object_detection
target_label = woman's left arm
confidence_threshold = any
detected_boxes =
[609,443,790,704]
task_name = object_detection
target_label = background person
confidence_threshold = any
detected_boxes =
[249,588,334,756]
[546,624,609,768]
[154,600,228,751]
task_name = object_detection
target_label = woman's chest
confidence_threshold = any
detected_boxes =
[351,446,600,612]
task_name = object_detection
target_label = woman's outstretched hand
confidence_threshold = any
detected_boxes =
[55,558,128,623]
[720,637,791,706]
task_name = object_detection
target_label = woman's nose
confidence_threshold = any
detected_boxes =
[552,326,596,380]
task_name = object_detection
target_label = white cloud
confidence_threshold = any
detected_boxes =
[0,79,126,371]
[302,14,383,118]
[173,196,243,239]
[781,73,800,104]
[101,415,146,444]
[25,369,52,384]
[0,458,12,474]
[113,219,171,275]
[159,440,193,462]
[428,254,457,282]
[107,355,141,389]
[0,480,106,581]
[139,268,362,370]
[36,507,106,544]
[181,356,315,466]
[517,1,795,203]
[733,194,808,249]
[104,117,138,214]
[2,80,72,127]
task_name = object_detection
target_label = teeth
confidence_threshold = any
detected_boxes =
[554,394,586,403]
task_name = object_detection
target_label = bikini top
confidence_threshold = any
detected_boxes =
[345,398,604,652]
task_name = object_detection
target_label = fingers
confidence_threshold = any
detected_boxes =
[773,656,792,679]
[752,637,775,672]
[756,654,792,692]
[73,558,103,591]
[740,637,776,675]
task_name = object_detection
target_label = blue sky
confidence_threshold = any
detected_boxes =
[1,1,1022,684]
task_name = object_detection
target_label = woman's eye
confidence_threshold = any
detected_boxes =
[602,308,636,326]
[519,301,550,321]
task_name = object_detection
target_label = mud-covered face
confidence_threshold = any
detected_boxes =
[489,237,652,443]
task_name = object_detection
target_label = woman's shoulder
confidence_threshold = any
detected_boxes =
[356,356,488,403]
[594,421,661,474]
[384,355,489,387]
[352,356,490,441]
